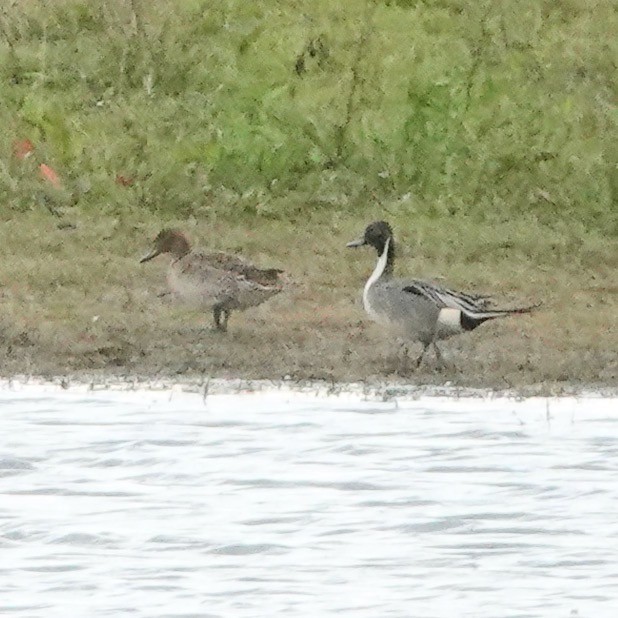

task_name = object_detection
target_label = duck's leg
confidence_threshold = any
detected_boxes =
[414,342,430,368]
[213,305,227,332]
[394,342,410,375]
[221,309,231,332]
[432,342,448,370]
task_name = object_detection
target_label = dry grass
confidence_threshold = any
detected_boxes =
[0,209,615,391]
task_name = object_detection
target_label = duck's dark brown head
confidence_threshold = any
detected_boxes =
[346,221,394,255]
[140,229,191,263]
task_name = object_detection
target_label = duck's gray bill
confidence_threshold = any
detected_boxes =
[346,238,366,248]
[139,249,159,263]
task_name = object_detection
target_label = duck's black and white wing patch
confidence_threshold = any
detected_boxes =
[403,280,491,313]
[402,281,446,306]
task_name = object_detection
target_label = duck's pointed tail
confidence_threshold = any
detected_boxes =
[460,302,541,331]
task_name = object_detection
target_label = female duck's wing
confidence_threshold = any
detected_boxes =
[174,253,237,296]
[205,251,284,287]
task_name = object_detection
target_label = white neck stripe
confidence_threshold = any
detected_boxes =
[362,237,390,317]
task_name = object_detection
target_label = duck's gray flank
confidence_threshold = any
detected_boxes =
[140,229,285,332]
[347,220,539,368]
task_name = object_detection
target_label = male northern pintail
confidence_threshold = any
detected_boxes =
[347,221,538,367]
[140,229,285,332]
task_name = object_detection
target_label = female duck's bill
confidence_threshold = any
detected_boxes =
[139,228,285,333]
[140,247,159,263]
[346,220,539,371]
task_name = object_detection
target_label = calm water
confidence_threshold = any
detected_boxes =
[1,385,617,618]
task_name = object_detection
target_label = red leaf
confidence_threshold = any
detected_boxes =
[115,174,134,187]
[39,163,61,188]
[13,139,35,160]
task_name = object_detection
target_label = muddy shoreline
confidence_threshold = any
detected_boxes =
[1,292,616,397]
[2,371,617,400]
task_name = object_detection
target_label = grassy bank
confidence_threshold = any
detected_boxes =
[0,0,616,389]
[0,209,615,390]
[2,0,617,228]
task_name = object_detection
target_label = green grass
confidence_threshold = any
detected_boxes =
[1,0,616,233]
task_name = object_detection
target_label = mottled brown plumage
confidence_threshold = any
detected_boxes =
[140,229,285,332]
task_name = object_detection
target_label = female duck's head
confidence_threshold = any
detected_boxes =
[347,220,394,255]
[140,229,191,263]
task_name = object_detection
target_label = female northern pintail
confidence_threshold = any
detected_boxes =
[140,229,285,332]
[347,221,538,367]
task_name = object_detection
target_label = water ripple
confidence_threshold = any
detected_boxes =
[0,388,616,617]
